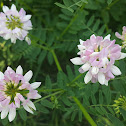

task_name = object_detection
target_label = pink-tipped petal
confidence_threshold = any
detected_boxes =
[115,32,122,39]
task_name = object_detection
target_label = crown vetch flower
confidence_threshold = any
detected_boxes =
[70,34,126,85]
[0,66,41,122]
[115,26,126,49]
[0,4,32,44]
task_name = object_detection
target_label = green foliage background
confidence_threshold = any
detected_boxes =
[0,0,126,126]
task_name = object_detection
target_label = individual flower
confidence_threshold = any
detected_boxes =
[115,26,126,49]
[70,34,126,85]
[0,66,41,122]
[0,4,32,44]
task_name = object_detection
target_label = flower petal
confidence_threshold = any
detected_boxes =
[33,93,41,99]
[81,63,90,71]
[70,57,83,65]
[115,32,122,39]
[98,72,105,84]
[84,72,92,84]
[11,4,17,11]
[23,15,32,22]
[79,39,84,45]
[24,70,33,82]
[8,108,16,122]
[104,80,108,86]
[0,72,4,80]
[3,6,9,13]
[11,35,16,43]
[23,105,33,114]
[7,66,13,71]
[3,33,11,40]
[31,82,41,89]
[14,97,20,108]
[1,107,9,119]
[90,34,96,39]
[25,37,31,45]
[90,52,99,57]
[77,45,85,50]
[16,93,25,101]
[110,65,121,76]
[16,65,23,75]
[27,101,36,110]
[118,53,126,60]
[104,34,111,40]
[91,67,99,75]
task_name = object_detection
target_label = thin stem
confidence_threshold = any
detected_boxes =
[88,104,114,107]
[84,24,98,35]
[31,33,63,72]
[31,39,63,72]
[30,34,48,46]
[51,49,62,71]
[69,0,82,8]
[34,90,65,104]
[38,88,62,92]
[115,76,126,80]
[32,42,50,51]
[58,4,85,40]
[18,90,65,110]
[107,0,120,9]
[73,97,97,126]
[68,73,83,85]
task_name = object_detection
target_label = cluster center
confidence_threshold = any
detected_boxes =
[6,15,23,30]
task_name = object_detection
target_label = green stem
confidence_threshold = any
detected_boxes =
[31,39,63,72]
[18,90,65,110]
[51,49,62,71]
[69,0,82,8]
[107,0,120,9]
[34,90,65,104]
[73,97,97,126]
[115,76,126,80]
[38,88,62,92]
[58,4,85,40]
[89,104,114,107]
[32,41,50,51]
[69,73,83,85]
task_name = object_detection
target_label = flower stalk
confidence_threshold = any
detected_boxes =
[73,97,97,126]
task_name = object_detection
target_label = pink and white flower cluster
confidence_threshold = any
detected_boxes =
[115,26,126,49]
[0,4,32,44]
[0,66,41,122]
[70,34,126,86]
[115,26,126,41]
